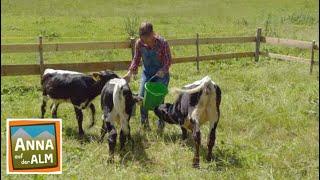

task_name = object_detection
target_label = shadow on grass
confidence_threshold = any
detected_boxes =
[64,126,152,166]
[211,144,244,171]
[161,130,244,170]
[118,132,152,166]
[64,125,244,170]
[64,127,101,144]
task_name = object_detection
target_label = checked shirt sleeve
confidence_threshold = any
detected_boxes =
[128,40,142,74]
[160,40,172,73]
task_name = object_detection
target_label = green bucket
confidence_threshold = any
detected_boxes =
[143,82,168,110]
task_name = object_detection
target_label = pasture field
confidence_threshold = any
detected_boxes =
[1,0,319,179]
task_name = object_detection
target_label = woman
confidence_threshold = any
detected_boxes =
[123,22,172,131]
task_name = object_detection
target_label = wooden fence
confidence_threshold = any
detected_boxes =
[1,28,319,77]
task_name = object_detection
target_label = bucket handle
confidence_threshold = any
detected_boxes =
[146,74,158,83]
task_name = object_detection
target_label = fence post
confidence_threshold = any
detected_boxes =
[255,28,262,62]
[196,33,200,72]
[38,36,44,80]
[310,40,315,74]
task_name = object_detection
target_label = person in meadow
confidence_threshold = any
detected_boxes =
[123,22,172,131]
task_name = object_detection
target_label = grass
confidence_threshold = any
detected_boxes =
[1,0,319,179]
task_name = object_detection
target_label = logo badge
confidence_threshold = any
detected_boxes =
[7,119,62,174]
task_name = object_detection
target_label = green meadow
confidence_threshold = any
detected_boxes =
[1,0,319,179]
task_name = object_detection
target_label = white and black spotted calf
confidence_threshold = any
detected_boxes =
[154,76,222,168]
[41,68,119,138]
[99,78,143,160]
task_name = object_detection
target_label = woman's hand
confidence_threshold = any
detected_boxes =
[156,70,165,78]
[123,71,133,83]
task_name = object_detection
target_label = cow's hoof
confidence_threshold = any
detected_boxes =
[156,121,165,134]
[143,126,151,132]
[141,123,151,131]
[79,134,84,138]
[119,150,126,157]
[206,154,213,162]
[156,128,164,135]
[192,157,200,168]
[181,135,188,141]
[192,162,200,169]
[181,136,188,144]
[180,139,188,146]
[98,137,104,143]
[78,132,85,140]
[107,157,114,163]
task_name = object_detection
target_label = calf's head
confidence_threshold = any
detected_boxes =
[92,70,119,86]
[125,93,143,116]
[154,103,177,124]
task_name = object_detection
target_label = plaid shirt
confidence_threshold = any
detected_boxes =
[128,36,172,74]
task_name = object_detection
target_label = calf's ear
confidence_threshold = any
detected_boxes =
[91,72,102,81]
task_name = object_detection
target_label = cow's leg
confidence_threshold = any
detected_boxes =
[101,112,117,161]
[126,120,134,149]
[139,74,150,130]
[156,75,169,133]
[119,130,126,151]
[120,115,130,151]
[207,122,218,162]
[127,124,133,147]
[51,103,60,118]
[192,120,201,168]
[99,120,107,143]
[207,106,220,162]
[88,103,96,128]
[49,103,54,110]
[100,111,112,142]
[106,121,117,162]
[41,96,48,118]
[181,126,188,140]
[74,106,84,138]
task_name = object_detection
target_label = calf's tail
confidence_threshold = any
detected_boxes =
[170,76,213,94]
[112,79,127,113]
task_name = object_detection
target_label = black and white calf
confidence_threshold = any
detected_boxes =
[154,76,221,168]
[99,78,143,160]
[41,68,119,137]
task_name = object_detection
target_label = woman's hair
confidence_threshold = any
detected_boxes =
[139,22,153,37]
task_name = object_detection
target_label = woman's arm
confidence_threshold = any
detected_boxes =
[128,40,142,74]
[124,40,142,82]
[161,41,172,72]
[156,40,172,78]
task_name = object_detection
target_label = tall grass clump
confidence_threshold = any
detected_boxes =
[281,11,317,25]
[123,15,140,39]
[263,14,278,37]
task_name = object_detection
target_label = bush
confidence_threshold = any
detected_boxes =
[123,16,140,39]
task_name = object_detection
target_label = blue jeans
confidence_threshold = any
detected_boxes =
[139,72,170,126]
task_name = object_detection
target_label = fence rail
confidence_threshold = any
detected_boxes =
[261,52,310,64]
[261,37,314,49]
[1,52,256,76]
[1,28,319,77]
[1,41,131,53]
[1,36,258,53]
